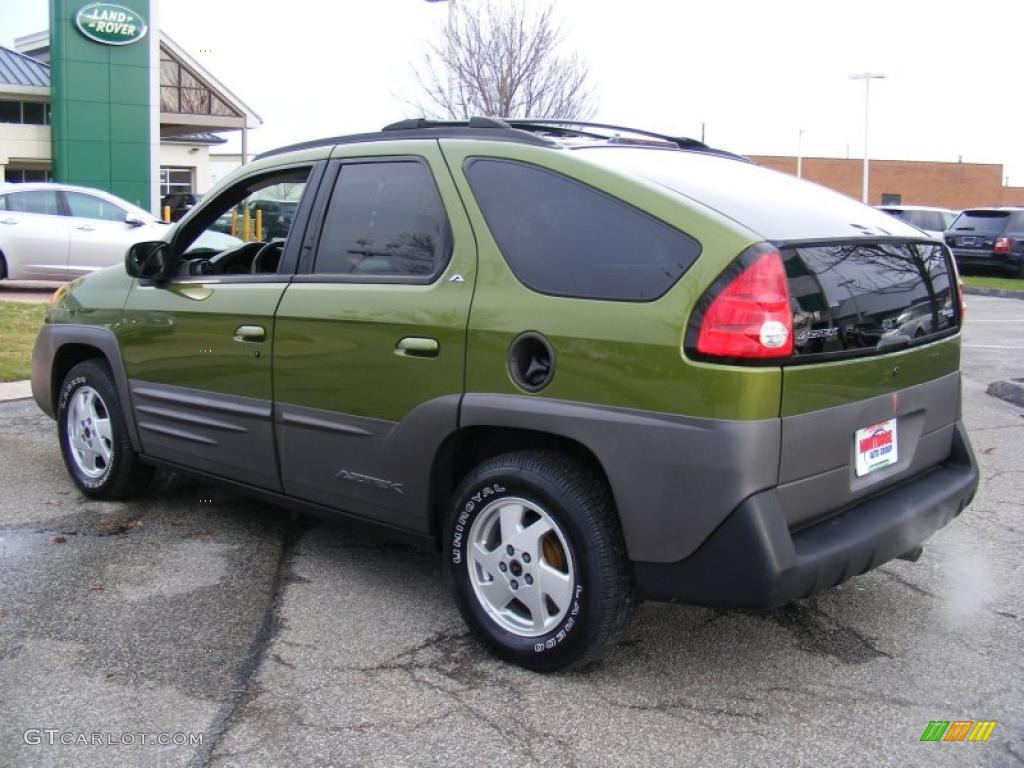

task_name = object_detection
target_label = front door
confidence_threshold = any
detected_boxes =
[119,162,322,490]
[63,191,154,279]
[272,144,475,531]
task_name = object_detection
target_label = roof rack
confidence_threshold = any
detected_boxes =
[255,116,745,161]
[501,118,707,150]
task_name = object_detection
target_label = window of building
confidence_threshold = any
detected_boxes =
[159,48,239,117]
[0,100,50,125]
[313,161,449,278]
[3,167,52,183]
[64,192,128,222]
[464,159,701,301]
[880,193,902,205]
[160,166,195,198]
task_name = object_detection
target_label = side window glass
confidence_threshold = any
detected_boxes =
[5,190,61,215]
[464,159,701,301]
[174,167,311,275]
[314,161,448,278]
[64,192,128,222]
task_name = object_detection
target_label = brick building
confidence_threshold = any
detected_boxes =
[748,155,1024,210]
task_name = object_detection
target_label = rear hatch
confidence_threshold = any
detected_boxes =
[777,240,961,528]
[945,209,1011,252]
[580,147,965,527]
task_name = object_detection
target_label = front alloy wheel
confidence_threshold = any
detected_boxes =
[65,385,114,480]
[57,360,153,499]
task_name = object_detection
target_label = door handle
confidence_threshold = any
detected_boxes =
[233,324,266,343]
[395,337,439,357]
[76,224,96,232]
[1,218,16,225]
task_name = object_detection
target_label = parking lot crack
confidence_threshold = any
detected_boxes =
[191,514,304,768]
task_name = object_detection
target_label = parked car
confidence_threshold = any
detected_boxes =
[31,118,978,671]
[0,182,241,281]
[945,207,1024,276]
[160,192,202,222]
[877,204,958,240]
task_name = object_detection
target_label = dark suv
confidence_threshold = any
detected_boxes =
[159,192,201,222]
[945,207,1024,276]
[32,118,978,671]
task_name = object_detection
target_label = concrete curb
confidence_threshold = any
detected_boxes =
[987,380,1024,409]
[0,380,32,402]
[963,285,1024,300]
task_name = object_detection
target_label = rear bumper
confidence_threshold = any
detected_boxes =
[634,420,978,607]
[951,248,1023,272]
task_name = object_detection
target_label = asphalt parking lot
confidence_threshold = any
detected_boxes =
[0,294,1021,768]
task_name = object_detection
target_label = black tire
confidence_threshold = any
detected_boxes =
[57,359,153,499]
[444,450,636,672]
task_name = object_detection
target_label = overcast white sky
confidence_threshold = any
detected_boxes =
[3,0,1023,183]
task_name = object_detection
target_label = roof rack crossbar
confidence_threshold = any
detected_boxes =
[502,118,707,150]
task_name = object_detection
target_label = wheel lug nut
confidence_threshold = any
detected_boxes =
[510,580,518,590]
[522,553,531,563]
[506,545,514,555]
[525,574,533,585]
[498,562,507,572]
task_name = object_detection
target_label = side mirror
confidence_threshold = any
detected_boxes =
[125,214,147,228]
[125,241,170,280]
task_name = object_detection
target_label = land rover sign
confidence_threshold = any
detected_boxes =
[75,3,148,46]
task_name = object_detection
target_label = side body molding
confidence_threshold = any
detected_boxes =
[459,394,782,564]
[32,323,142,450]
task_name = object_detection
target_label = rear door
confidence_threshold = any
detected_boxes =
[777,240,962,528]
[272,141,475,532]
[0,188,70,279]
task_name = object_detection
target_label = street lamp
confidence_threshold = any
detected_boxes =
[796,128,806,178]
[849,72,886,204]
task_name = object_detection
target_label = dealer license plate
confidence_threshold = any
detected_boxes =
[854,419,898,477]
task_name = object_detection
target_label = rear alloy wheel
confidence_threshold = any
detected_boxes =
[57,360,153,499]
[446,450,636,671]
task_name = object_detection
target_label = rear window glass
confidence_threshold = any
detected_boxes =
[949,211,1011,236]
[464,158,700,301]
[784,242,956,360]
[905,210,948,232]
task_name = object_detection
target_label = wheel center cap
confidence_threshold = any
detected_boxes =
[509,560,523,577]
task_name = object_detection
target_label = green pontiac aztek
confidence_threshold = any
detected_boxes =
[32,118,979,671]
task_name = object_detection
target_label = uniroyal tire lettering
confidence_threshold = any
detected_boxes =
[452,484,506,563]
[532,585,582,653]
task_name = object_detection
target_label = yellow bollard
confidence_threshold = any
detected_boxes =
[230,210,237,238]
[162,205,171,222]
[242,209,251,242]
[255,209,263,241]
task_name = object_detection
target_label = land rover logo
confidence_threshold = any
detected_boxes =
[75,3,148,46]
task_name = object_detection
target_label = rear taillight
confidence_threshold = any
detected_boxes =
[994,237,1012,253]
[689,244,793,361]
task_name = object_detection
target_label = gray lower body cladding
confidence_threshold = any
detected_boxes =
[634,420,977,607]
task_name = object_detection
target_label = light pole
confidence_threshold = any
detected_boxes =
[796,128,806,178]
[849,72,886,204]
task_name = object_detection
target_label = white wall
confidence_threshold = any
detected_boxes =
[208,153,243,191]
[0,123,51,177]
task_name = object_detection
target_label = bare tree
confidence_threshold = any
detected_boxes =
[415,1,595,120]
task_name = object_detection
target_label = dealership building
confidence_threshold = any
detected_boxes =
[2,1,1023,215]
[0,0,259,213]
